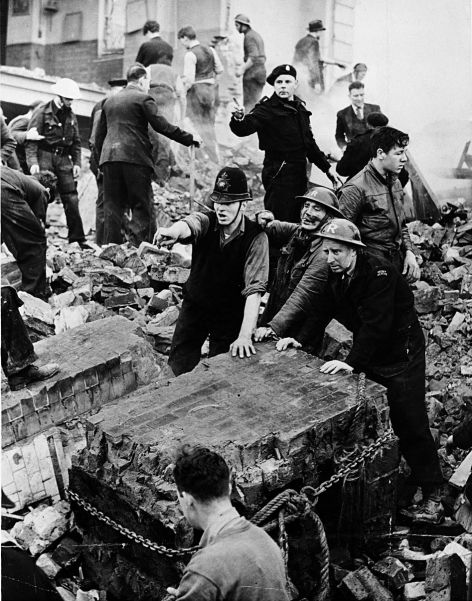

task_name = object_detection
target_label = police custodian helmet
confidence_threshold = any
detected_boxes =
[208,166,253,204]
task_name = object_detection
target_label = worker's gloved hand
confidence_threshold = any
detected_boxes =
[153,227,178,247]
[326,166,343,190]
[254,326,276,342]
[230,335,256,359]
[30,164,40,175]
[73,165,81,178]
[403,250,421,283]
[319,360,353,375]
[256,210,274,228]
[25,127,44,141]
[275,337,301,352]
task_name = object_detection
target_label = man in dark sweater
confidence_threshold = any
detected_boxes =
[167,445,289,601]
[154,167,268,376]
[234,14,266,111]
[230,64,341,224]
[135,20,173,66]
[95,63,200,246]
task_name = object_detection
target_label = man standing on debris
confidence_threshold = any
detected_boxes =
[293,19,326,93]
[254,187,345,351]
[178,25,224,163]
[154,166,269,376]
[25,78,88,248]
[89,77,127,245]
[1,165,52,299]
[338,126,420,282]
[167,445,289,601]
[230,64,342,224]
[136,20,173,67]
[95,63,200,247]
[234,14,267,112]
[335,81,381,150]
[277,219,444,523]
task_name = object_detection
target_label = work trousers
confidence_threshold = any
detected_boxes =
[262,159,308,223]
[1,190,47,299]
[243,64,266,112]
[367,321,443,489]
[187,83,219,163]
[1,287,37,377]
[37,149,85,243]
[168,299,242,376]
[148,86,176,183]
[102,162,156,247]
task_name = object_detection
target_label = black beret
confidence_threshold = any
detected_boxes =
[266,64,297,86]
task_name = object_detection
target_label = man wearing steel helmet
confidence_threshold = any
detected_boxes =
[254,186,344,350]
[25,78,87,247]
[338,126,420,283]
[234,14,267,111]
[154,167,269,376]
[279,218,444,524]
[230,64,341,225]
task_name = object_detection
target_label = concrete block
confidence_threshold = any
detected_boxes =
[338,571,369,600]
[36,552,62,578]
[424,552,466,600]
[372,556,409,590]
[404,581,426,600]
[354,566,394,600]
[413,285,441,314]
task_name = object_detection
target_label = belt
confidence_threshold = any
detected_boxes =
[149,83,175,93]
[41,146,71,156]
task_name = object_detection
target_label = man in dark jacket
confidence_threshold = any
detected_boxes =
[277,218,444,523]
[1,166,50,299]
[338,126,420,282]
[293,19,326,92]
[335,81,381,150]
[154,167,269,376]
[230,64,341,224]
[7,100,44,173]
[234,14,266,112]
[254,186,344,349]
[95,63,200,247]
[136,20,173,66]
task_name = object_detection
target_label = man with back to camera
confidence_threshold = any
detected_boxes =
[230,64,342,224]
[167,445,289,601]
[153,166,269,377]
[234,14,267,112]
[293,19,326,93]
[338,126,420,282]
[136,20,173,67]
[95,63,200,247]
[335,81,381,150]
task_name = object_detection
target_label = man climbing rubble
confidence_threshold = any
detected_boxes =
[154,166,269,376]
[274,218,444,523]
[167,445,289,601]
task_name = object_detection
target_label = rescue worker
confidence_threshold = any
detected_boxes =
[331,62,368,91]
[167,445,289,601]
[230,64,342,224]
[88,78,127,245]
[178,25,224,163]
[135,20,173,67]
[338,126,420,282]
[335,81,381,150]
[1,166,51,299]
[293,19,326,93]
[25,78,88,247]
[154,166,269,376]
[278,218,444,523]
[1,115,17,165]
[234,14,267,112]
[95,63,200,247]
[254,187,344,351]
[8,100,44,173]
[1,286,59,391]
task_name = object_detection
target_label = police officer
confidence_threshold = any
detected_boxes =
[230,64,342,224]
[278,218,444,523]
[154,166,269,376]
[26,78,87,247]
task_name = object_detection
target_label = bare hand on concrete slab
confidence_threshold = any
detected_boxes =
[230,335,256,358]
[254,326,276,341]
[320,359,353,374]
[275,337,301,351]
[153,222,191,247]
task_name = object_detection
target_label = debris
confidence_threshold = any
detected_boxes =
[424,552,466,601]
[18,291,55,339]
[36,552,62,578]
[449,450,472,489]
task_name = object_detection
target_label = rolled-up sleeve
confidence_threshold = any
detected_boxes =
[242,231,269,297]
[182,212,211,244]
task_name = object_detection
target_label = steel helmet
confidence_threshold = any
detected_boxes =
[51,78,81,100]
[296,186,345,218]
[234,13,251,26]
[316,218,365,247]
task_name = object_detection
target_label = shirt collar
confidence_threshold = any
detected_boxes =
[188,40,200,49]
[199,506,240,548]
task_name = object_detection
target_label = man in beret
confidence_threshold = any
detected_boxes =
[234,14,267,111]
[230,64,341,224]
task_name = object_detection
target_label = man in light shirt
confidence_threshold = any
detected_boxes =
[178,25,224,163]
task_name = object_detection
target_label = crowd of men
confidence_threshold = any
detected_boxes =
[1,13,446,600]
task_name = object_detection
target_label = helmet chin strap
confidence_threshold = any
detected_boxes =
[220,202,243,228]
